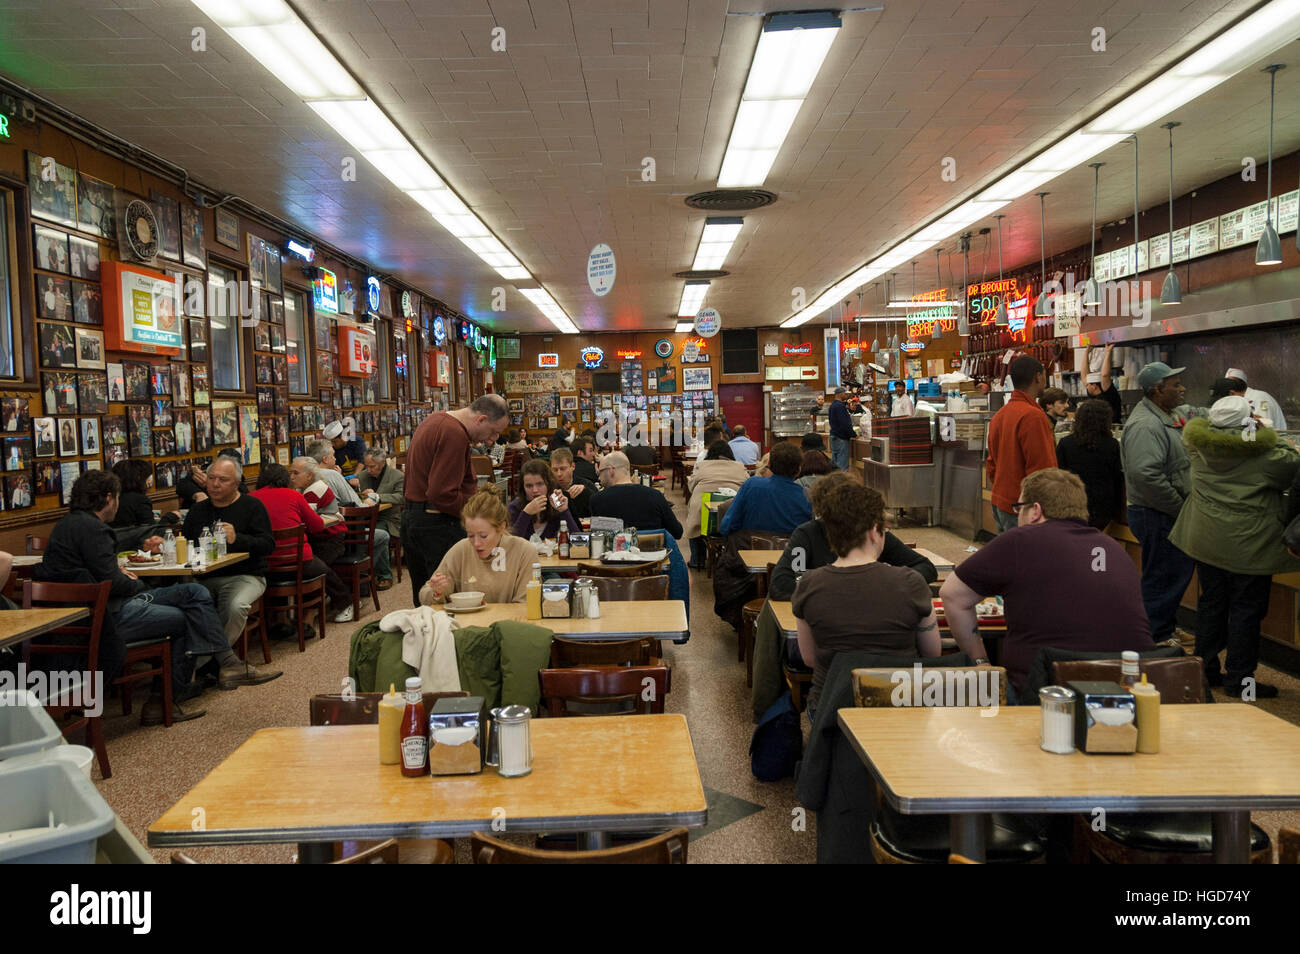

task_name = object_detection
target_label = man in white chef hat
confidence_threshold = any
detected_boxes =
[323,417,366,475]
[1225,368,1287,432]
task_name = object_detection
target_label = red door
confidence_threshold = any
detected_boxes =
[718,383,765,452]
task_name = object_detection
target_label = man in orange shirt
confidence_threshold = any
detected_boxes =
[986,355,1057,533]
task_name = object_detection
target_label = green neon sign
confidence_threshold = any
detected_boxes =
[0,113,10,138]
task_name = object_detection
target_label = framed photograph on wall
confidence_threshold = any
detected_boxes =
[150,190,182,262]
[80,418,100,455]
[38,322,77,369]
[215,207,239,249]
[68,235,101,281]
[57,418,78,457]
[77,172,116,239]
[683,366,713,392]
[33,225,69,274]
[127,404,151,457]
[180,202,205,268]
[247,234,267,288]
[27,152,77,228]
[36,276,71,321]
[70,281,103,325]
[74,327,105,370]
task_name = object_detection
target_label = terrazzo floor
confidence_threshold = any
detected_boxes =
[75,485,1300,863]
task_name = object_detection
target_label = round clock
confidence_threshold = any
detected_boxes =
[654,338,674,358]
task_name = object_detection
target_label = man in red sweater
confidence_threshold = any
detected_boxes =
[986,355,1057,533]
[402,394,510,605]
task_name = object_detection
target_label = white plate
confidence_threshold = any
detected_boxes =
[445,602,487,613]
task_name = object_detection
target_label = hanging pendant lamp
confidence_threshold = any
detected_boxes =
[1160,122,1182,304]
[869,278,883,352]
[957,232,971,336]
[1082,162,1104,306]
[1131,135,1141,285]
[1257,64,1285,265]
[931,248,943,338]
[1034,192,1053,317]
[993,216,1008,325]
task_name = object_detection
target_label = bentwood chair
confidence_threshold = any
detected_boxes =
[262,524,327,654]
[332,506,380,620]
[20,580,118,778]
[575,558,666,579]
[308,691,465,864]
[537,666,670,717]
[588,575,669,602]
[471,828,689,864]
[851,665,1044,865]
[1054,657,1272,865]
[549,637,661,669]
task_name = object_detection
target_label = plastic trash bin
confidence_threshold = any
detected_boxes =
[0,690,61,760]
[0,760,115,863]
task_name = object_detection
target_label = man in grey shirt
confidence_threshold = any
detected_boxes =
[306,438,393,590]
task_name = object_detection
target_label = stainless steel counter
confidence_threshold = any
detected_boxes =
[862,459,939,526]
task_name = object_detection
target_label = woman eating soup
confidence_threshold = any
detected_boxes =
[421,488,540,605]
[507,459,581,539]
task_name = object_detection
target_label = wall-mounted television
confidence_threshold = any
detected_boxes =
[592,371,622,393]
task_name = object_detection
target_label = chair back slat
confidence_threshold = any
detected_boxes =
[575,559,666,579]
[1051,657,1205,704]
[588,575,669,602]
[549,637,659,668]
[471,828,688,864]
[470,455,495,478]
[537,665,669,716]
[267,523,307,582]
[25,535,48,555]
[308,691,468,726]
[339,506,378,559]
[20,580,112,674]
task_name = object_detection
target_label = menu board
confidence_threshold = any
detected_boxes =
[1219,198,1273,249]
[1091,249,1115,283]
[1105,240,1148,279]
[1278,190,1299,233]
[1188,218,1220,258]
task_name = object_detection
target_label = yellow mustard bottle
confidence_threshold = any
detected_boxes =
[1133,674,1160,754]
[378,683,404,765]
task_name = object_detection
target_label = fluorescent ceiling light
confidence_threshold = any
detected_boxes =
[519,288,578,333]
[678,281,710,317]
[674,321,695,333]
[716,11,840,188]
[691,217,744,270]
[361,148,445,192]
[496,266,530,280]
[306,99,407,152]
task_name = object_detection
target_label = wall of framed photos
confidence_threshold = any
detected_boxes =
[0,109,489,549]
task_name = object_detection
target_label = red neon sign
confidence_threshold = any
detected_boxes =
[615,349,643,359]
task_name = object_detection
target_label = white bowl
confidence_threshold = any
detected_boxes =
[448,591,485,608]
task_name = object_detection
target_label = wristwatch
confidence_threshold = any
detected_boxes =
[973,657,990,666]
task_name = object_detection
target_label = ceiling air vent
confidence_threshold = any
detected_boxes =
[684,189,777,212]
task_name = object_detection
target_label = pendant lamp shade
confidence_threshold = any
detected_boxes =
[957,233,971,335]
[1035,192,1053,317]
[1083,162,1103,306]
[1257,65,1285,266]
[1160,122,1182,305]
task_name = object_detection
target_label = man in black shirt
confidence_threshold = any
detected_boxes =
[39,470,231,724]
[1086,343,1124,424]
[572,436,600,484]
[550,447,597,520]
[181,456,280,688]
[590,451,683,538]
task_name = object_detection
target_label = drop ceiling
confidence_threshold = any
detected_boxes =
[0,0,1293,331]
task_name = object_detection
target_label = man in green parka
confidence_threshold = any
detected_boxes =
[1170,396,1300,698]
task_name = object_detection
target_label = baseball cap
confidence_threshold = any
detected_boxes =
[1137,362,1186,390]
[322,421,344,440]
[1225,367,1248,384]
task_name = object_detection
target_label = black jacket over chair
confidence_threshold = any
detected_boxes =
[795,650,971,864]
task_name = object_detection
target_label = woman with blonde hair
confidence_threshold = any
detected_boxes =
[421,488,540,605]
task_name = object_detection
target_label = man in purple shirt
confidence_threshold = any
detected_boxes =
[940,467,1154,696]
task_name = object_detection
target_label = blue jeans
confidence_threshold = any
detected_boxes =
[830,436,850,471]
[1127,505,1195,642]
[993,506,1017,534]
[373,527,391,580]
[115,583,230,694]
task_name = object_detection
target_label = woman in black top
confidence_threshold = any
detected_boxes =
[109,459,155,528]
[1054,399,1124,531]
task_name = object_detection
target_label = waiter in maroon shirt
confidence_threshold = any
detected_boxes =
[402,394,510,605]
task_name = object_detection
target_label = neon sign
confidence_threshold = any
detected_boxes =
[907,306,958,339]
[581,346,605,368]
[900,341,926,354]
[285,238,315,263]
[0,113,9,138]
[312,267,338,313]
[967,278,1033,338]
[781,342,813,357]
[538,353,559,368]
[366,276,381,313]
[615,348,643,359]
[432,314,446,345]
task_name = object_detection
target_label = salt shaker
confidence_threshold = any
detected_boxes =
[1039,686,1076,754]
[496,705,532,777]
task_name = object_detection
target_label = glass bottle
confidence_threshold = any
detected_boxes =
[1119,650,1140,691]
[400,677,428,777]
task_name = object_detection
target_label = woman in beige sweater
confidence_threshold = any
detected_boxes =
[684,441,751,567]
[420,489,539,605]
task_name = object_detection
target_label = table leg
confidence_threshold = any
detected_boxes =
[297,842,334,864]
[577,831,609,851]
[1211,811,1252,864]
[950,814,987,863]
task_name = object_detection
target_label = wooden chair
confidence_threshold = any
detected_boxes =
[667,447,688,497]
[549,637,660,668]
[634,531,665,552]
[470,454,495,479]
[389,532,403,584]
[1280,828,1300,864]
[471,828,688,864]
[575,558,666,579]
[749,533,791,552]
[235,596,271,664]
[1054,656,1272,865]
[538,666,670,716]
[331,506,380,620]
[262,524,327,654]
[24,534,47,555]
[172,839,406,864]
[852,665,1044,865]
[704,499,733,578]
[588,575,669,602]
[20,580,116,778]
[307,691,464,864]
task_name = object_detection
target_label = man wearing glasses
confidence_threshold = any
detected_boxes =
[940,468,1153,699]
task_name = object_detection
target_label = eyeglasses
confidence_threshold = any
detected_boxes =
[1011,501,1033,513]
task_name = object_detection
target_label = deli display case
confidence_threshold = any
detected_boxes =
[768,385,820,439]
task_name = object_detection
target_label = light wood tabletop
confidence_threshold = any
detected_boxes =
[445,600,689,642]
[0,607,90,651]
[837,705,1300,862]
[913,547,955,571]
[130,551,249,577]
[10,554,42,568]
[148,715,707,853]
[739,549,784,573]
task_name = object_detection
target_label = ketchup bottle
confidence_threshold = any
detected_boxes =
[400,676,428,777]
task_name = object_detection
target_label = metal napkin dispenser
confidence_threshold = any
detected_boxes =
[427,695,486,775]
[568,532,591,559]
[1065,681,1137,754]
[541,581,572,618]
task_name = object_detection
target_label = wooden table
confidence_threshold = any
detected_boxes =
[837,705,1300,863]
[148,715,708,859]
[130,552,249,578]
[738,550,784,574]
[913,547,955,572]
[446,600,690,643]
[0,607,90,651]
